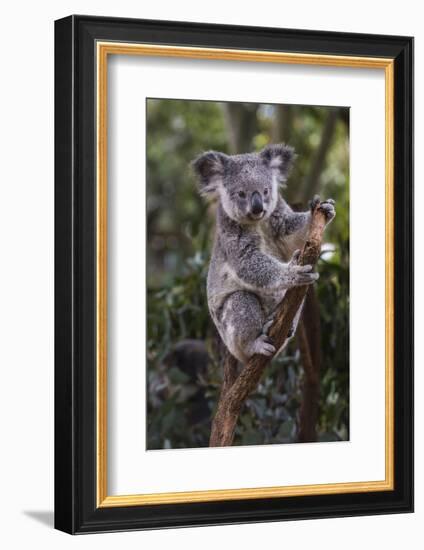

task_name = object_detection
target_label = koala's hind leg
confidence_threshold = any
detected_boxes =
[219,291,276,364]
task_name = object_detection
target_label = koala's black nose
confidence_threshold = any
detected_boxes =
[251,191,263,215]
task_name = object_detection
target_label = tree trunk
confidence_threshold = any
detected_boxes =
[303,108,339,199]
[209,205,328,447]
[272,104,293,144]
[297,287,321,442]
[222,103,259,154]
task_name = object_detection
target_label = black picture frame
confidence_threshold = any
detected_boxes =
[55,14,414,534]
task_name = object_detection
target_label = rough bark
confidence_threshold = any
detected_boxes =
[209,206,328,447]
[220,347,239,400]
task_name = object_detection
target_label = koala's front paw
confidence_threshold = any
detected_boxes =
[318,198,336,223]
[286,262,319,287]
[252,334,276,357]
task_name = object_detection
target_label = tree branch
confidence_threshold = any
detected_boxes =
[219,347,239,400]
[209,206,328,447]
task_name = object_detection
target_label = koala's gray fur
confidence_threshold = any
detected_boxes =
[193,144,335,364]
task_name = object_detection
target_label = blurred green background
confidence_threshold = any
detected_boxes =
[146,99,349,450]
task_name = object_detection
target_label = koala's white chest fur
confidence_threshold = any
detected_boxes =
[257,222,288,262]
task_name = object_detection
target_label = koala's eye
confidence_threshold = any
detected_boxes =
[238,191,246,199]
[264,188,269,196]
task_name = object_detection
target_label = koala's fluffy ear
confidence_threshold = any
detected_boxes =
[192,151,227,197]
[260,144,296,184]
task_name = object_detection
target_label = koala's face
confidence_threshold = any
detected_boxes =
[193,144,295,224]
[219,157,278,223]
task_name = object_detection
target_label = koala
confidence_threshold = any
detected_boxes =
[192,144,335,365]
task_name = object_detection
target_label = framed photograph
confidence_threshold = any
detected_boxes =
[54,15,413,534]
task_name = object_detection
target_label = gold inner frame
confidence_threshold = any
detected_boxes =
[96,42,395,508]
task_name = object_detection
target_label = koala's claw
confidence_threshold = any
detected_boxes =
[309,195,321,211]
[295,271,319,285]
[295,264,313,273]
[318,199,336,222]
[253,334,276,357]
[323,198,336,206]
[262,317,274,335]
